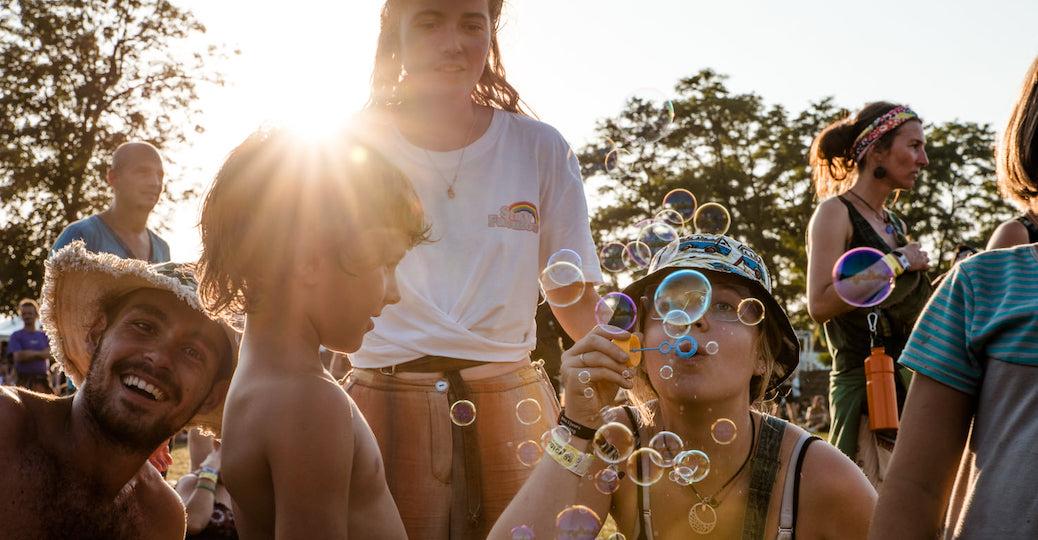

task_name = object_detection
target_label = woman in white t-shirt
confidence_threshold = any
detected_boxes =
[345,1,602,538]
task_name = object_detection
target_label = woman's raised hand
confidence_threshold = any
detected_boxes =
[560,325,636,428]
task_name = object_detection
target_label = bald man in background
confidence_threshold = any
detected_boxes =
[52,142,171,263]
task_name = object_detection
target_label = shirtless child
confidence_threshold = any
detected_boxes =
[0,245,237,539]
[197,129,429,538]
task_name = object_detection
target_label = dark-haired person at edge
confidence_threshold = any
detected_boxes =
[987,61,1038,250]
[870,56,1038,540]
[8,298,53,394]
[348,1,602,538]
[52,141,171,264]
[805,102,932,489]
[0,245,236,539]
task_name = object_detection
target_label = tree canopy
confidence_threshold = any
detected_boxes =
[579,69,1012,336]
[0,0,225,313]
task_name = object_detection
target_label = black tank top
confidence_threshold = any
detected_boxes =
[823,197,933,375]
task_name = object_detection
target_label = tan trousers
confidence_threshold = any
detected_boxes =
[346,362,561,540]
[855,414,894,490]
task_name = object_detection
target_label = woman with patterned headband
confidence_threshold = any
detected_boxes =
[805,102,933,487]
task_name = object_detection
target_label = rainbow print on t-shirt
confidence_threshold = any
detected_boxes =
[488,201,539,233]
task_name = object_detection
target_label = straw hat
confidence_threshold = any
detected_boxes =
[41,241,238,435]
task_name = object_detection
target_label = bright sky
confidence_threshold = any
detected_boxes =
[163,0,1038,261]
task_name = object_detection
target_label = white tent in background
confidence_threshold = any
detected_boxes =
[0,317,23,341]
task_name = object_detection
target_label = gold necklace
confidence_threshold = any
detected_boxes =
[423,109,480,199]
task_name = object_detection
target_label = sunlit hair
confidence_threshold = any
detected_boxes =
[367,0,530,115]
[997,56,1038,207]
[810,101,922,199]
[197,128,431,320]
[17,298,39,312]
[625,282,782,427]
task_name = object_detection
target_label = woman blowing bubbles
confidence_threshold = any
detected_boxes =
[491,236,874,539]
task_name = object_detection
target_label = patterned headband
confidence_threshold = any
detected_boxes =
[852,105,919,162]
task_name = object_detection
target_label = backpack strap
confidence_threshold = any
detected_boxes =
[776,433,821,540]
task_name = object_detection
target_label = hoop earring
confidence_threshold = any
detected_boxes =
[874,166,887,179]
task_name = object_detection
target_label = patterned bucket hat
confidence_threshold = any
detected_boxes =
[622,234,800,394]
[41,241,239,435]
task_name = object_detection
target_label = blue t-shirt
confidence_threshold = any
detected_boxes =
[51,214,170,263]
[899,245,1038,395]
[8,328,50,376]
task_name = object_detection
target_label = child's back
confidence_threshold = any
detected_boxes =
[222,347,405,539]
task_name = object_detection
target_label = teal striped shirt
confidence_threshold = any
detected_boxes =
[899,245,1038,395]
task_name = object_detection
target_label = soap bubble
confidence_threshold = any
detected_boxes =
[592,422,636,464]
[654,269,712,322]
[662,188,697,224]
[516,440,543,467]
[548,248,583,269]
[832,247,895,307]
[555,505,602,540]
[593,468,621,494]
[737,298,766,326]
[693,202,731,235]
[450,400,476,426]
[710,418,738,445]
[595,292,638,331]
[515,398,542,426]
[674,450,711,483]
[648,431,684,467]
[539,262,586,308]
[625,448,666,486]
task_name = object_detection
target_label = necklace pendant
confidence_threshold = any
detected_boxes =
[688,502,718,535]
[447,186,455,199]
[885,223,895,234]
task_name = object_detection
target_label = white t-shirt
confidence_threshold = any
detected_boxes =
[350,109,603,368]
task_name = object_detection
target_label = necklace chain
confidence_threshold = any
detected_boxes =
[847,189,890,224]
[423,109,480,199]
[689,413,757,509]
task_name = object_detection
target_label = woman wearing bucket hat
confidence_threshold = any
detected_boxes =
[491,235,874,539]
[0,242,237,539]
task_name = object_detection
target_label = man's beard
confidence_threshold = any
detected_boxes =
[81,346,205,454]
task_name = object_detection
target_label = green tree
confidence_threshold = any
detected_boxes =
[0,0,225,313]
[580,69,1008,337]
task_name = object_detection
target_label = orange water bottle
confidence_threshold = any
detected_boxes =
[864,346,899,431]
[864,312,899,432]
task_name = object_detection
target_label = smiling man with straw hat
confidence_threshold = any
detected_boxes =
[0,242,237,539]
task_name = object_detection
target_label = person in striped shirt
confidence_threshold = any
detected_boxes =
[870,55,1038,539]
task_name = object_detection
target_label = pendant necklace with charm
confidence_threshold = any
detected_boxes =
[687,413,757,535]
[847,189,895,234]
[423,109,480,200]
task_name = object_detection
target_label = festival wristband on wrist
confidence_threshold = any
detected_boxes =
[558,410,597,441]
[198,468,219,485]
[881,252,908,276]
[545,437,595,478]
[196,478,217,493]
